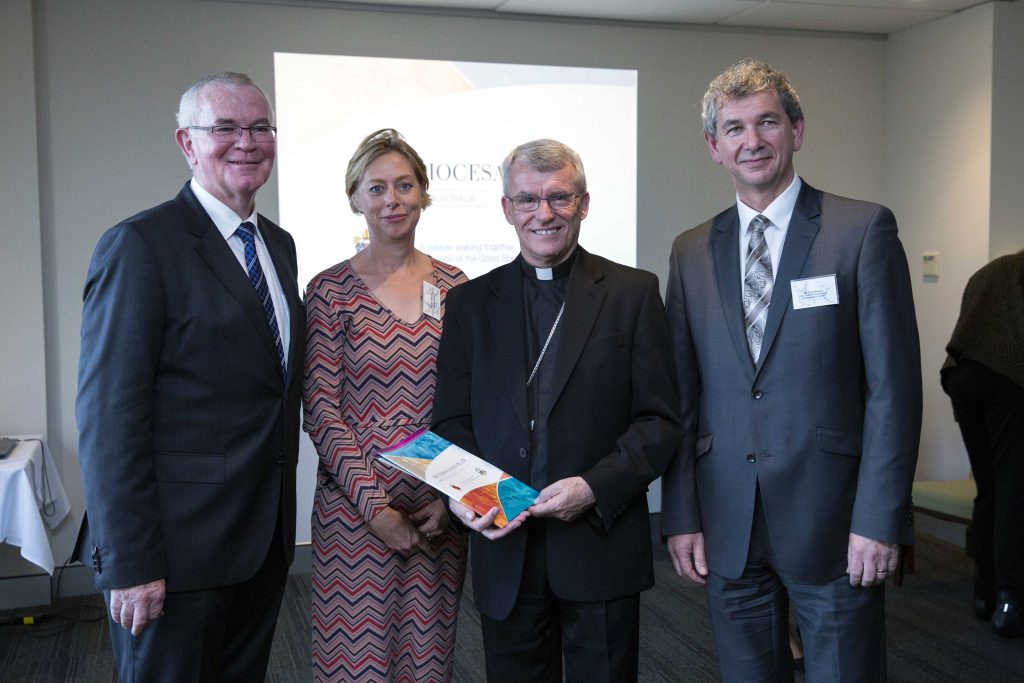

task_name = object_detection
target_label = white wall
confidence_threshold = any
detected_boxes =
[990,1,1024,259]
[0,0,53,582]
[5,0,1013,578]
[1,0,47,437]
[883,4,994,483]
[40,0,1024,584]
[13,0,887,568]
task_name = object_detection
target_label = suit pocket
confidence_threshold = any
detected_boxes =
[583,334,625,352]
[816,428,861,458]
[695,434,714,459]
[154,452,225,483]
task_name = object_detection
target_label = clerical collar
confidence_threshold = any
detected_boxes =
[520,250,577,281]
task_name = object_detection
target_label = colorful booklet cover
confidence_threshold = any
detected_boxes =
[379,429,539,528]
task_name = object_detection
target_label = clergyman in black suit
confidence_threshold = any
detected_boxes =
[431,139,683,682]
[75,72,303,681]
[662,59,922,681]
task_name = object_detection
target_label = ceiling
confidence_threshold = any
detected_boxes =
[265,0,1003,35]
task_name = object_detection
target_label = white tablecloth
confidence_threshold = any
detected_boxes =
[0,436,71,574]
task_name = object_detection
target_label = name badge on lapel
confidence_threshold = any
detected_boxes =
[791,274,838,309]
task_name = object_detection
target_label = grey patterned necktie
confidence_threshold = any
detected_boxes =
[742,214,773,362]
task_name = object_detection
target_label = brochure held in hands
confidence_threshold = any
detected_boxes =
[379,429,538,527]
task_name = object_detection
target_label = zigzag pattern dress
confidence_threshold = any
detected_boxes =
[303,259,468,682]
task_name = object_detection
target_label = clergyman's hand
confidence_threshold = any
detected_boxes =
[528,476,595,522]
[449,498,527,540]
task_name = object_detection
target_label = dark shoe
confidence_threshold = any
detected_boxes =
[974,595,996,621]
[991,592,1023,639]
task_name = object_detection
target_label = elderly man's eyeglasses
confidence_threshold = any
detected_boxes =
[189,124,277,142]
[506,193,579,212]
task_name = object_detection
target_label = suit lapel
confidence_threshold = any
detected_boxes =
[545,249,605,415]
[487,263,530,434]
[178,185,283,378]
[755,183,822,377]
[711,209,755,378]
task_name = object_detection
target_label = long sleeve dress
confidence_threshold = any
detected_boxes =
[303,259,468,682]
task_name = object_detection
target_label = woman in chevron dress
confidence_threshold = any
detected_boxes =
[303,129,467,682]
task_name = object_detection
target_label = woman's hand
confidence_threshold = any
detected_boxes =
[367,506,425,551]
[409,498,450,544]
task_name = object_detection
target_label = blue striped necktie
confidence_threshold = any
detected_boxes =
[235,222,286,375]
[742,214,773,363]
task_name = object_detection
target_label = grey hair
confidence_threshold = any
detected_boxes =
[701,59,803,140]
[175,72,274,128]
[500,139,587,196]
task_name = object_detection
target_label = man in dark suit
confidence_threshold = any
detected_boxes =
[661,59,922,681]
[75,72,302,681]
[432,139,682,682]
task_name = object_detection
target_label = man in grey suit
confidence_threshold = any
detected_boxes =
[76,72,302,680]
[661,59,922,680]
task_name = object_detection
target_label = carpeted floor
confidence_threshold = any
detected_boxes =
[2,529,1023,682]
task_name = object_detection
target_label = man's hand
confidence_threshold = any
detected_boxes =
[409,498,450,544]
[449,499,527,540]
[528,476,595,522]
[667,533,709,584]
[368,506,426,552]
[110,579,166,636]
[847,532,898,587]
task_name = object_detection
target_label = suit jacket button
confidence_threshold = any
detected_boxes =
[746,453,756,463]
[518,447,527,458]
[751,389,764,399]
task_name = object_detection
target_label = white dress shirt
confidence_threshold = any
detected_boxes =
[190,178,291,359]
[736,174,803,282]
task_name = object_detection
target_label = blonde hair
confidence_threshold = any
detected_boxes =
[345,129,431,214]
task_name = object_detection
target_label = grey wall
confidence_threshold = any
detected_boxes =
[19,0,1013,581]
[884,4,994,485]
[1,0,47,438]
[0,0,52,587]
[9,0,887,569]
[990,2,1024,260]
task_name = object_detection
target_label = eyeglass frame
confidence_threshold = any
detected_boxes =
[187,124,278,142]
[504,192,581,212]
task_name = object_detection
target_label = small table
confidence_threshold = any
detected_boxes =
[0,436,71,574]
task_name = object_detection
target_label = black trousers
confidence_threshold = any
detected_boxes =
[104,520,288,683]
[943,361,1024,598]
[479,522,640,683]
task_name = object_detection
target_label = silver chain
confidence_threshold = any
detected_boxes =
[526,301,566,387]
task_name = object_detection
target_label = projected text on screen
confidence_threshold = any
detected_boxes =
[274,53,637,286]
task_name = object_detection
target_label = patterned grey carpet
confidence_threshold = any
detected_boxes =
[2,529,1023,682]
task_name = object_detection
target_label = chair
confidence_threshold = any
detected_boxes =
[896,479,976,586]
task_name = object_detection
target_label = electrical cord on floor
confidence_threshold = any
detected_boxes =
[0,551,105,637]
[0,436,103,636]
